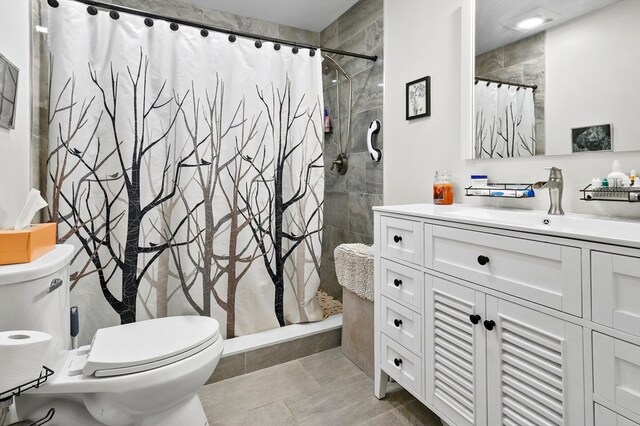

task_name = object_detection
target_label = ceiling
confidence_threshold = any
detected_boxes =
[172,0,360,33]
[476,0,621,54]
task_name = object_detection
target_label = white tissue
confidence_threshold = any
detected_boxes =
[13,188,48,230]
[0,330,52,393]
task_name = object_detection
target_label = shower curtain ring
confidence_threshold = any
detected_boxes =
[200,28,209,37]
[292,46,299,54]
[170,22,179,31]
[309,49,316,57]
[47,0,59,8]
[109,10,120,20]
[87,5,98,15]
[255,40,263,48]
[228,34,236,42]
[144,17,154,27]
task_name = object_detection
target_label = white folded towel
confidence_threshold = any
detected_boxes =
[334,243,374,302]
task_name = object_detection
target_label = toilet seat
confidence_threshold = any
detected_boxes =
[83,316,220,377]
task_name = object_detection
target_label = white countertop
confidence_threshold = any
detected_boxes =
[374,204,640,249]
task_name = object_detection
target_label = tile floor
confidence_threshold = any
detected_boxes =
[199,348,442,426]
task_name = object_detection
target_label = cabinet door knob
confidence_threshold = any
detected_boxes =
[393,235,403,243]
[393,319,403,327]
[393,279,402,287]
[469,314,481,325]
[483,320,496,331]
[477,255,490,265]
[393,358,403,367]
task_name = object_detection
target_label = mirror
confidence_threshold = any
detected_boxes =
[473,0,640,159]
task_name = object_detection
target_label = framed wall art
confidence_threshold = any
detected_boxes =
[571,124,612,153]
[406,76,430,120]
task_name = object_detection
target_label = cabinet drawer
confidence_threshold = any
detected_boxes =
[595,404,640,426]
[380,296,422,355]
[380,259,423,312]
[593,332,640,416]
[430,225,581,316]
[380,216,423,265]
[592,252,640,337]
[380,334,422,399]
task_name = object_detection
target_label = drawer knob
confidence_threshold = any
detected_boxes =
[393,279,403,287]
[483,320,496,331]
[469,314,481,325]
[393,358,403,367]
[477,255,490,266]
[393,235,403,243]
[393,319,403,327]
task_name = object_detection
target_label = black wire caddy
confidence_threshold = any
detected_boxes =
[0,366,56,426]
[464,183,535,199]
[580,184,640,202]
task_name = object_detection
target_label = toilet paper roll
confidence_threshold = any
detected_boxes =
[0,330,52,394]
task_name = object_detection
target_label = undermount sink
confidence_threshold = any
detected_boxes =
[374,204,640,248]
[440,206,640,245]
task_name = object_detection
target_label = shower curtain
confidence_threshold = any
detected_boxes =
[46,0,324,343]
[474,82,536,158]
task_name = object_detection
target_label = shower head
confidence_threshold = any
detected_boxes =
[321,54,350,80]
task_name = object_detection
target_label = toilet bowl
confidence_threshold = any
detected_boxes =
[0,245,224,426]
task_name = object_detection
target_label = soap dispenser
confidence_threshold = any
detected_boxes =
[607,160,627,187]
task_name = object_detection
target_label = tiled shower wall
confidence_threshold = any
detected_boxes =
[475,32,545,155]
[320,0,384,299]
[31,0,382,302]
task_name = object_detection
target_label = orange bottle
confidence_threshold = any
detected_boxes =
[433,171,453,205]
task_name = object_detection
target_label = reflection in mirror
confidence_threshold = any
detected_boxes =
[474,0,640,159]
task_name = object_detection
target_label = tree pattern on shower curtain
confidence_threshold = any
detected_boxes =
[46,1,324,341]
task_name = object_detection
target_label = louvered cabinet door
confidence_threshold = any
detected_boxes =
[486,296,585,426]
[425,275,487,426]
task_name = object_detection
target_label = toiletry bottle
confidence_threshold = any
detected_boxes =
[433,171,454,205]
[630,170,636,186]
[607,160,626,187]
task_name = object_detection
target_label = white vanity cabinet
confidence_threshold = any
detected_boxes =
[373,205,640,426]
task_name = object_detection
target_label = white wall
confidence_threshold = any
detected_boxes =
[384,0,640,219]
[546,0,640,155]
[0,0,32,229]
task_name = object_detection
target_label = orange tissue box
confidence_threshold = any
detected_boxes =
[0,223,57,265]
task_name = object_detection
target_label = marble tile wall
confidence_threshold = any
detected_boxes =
[475,32,546,155]
[320,0,384,300]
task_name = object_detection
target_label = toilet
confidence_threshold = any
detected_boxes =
[0,244,224,426]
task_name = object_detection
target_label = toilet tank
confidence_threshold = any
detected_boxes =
[0,245,74,372]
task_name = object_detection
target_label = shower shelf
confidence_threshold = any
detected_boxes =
[0,366,54,401]
[580,184,640,202]
[464,183,535,198]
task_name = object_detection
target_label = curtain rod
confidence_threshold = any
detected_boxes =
[474,77,537,91]
[56,0,378,62]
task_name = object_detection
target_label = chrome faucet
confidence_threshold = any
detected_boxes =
[534,167,565,215]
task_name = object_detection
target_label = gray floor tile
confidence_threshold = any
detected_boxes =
[297,347,362,385]
[210,400,298,426]
[284,370,413,426]
[199,361,321,422]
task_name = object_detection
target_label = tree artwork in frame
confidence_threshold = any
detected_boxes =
[406,76,430,120]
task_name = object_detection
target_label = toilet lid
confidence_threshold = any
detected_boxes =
[83,316,220,377]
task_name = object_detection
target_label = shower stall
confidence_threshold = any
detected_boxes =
[30,0,382,379]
